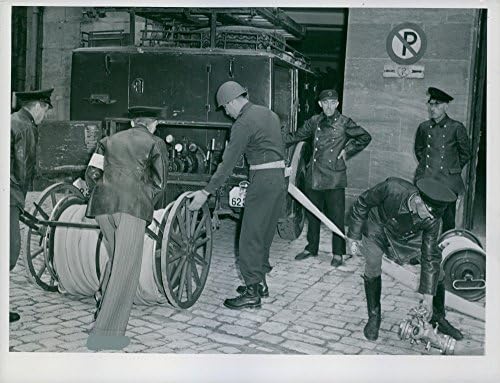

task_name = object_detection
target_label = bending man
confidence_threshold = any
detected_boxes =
[347,177,463,341]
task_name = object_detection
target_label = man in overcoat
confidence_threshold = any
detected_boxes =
[347,177,464,342]
[284,89,371,267]
[414,87,471,233]
[85,106,169,350]
[10,88,53,323]
[188,81,287,310]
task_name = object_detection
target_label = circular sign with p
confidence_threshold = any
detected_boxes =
[386,23,427,65]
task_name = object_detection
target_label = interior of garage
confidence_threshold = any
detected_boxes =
[10,6,486,240]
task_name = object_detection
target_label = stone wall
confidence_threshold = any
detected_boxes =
[41,7,143,120]
[342,8,479,221]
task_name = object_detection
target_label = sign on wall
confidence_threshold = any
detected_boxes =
[384,22,427,78]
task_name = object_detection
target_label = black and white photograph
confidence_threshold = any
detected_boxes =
[1,0,499,382]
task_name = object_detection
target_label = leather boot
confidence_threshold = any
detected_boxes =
[362,275,382,341]
[429,282,464,340]
[236,277,269,297]
[9,311,20,323]
[224,283,261,310]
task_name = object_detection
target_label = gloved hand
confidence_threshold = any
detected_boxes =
[187,189,209,211]
[420,293,434,321]
[346,237,360,256]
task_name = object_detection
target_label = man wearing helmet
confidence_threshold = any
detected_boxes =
[188,81,286,310]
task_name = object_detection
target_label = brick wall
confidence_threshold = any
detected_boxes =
[342,8,479,221]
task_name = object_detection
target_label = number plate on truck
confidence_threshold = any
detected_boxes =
[229,181,250,208]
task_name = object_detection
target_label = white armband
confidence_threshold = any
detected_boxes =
[88,153,104,170]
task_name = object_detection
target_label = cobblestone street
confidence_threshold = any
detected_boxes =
[8,194,485,356]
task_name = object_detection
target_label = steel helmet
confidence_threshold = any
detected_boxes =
[216,81,247,107]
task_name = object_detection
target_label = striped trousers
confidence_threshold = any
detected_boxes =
[91,212,146,337]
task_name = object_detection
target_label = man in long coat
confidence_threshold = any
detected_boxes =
[414,87,471,233]
[285,89,371,267]
[10,88,53,323]
[85,106,169,350]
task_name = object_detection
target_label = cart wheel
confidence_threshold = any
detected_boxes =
[150,202,175,294]
[160,193,213,309]
[23,182,84,291]
[278,141,307,240]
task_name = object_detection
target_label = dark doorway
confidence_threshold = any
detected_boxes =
[11,7,27,94]
[464,9,487,244]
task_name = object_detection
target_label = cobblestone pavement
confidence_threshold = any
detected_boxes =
[8,193,485,355]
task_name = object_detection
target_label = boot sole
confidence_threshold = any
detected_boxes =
[223,302,262,310]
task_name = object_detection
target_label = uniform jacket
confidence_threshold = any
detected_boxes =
[85,125,169,224]
[10,108,38,208]
[284,110,371,190]
[205,101,285,195]
[348,177,442,295]
[414,114,471,194]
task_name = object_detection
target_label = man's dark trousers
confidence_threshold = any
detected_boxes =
[441,202,456,233]
[10,205,22,271]
[304,186,346,255]
[239,168,286,285]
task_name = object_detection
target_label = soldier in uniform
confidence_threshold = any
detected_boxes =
[347,177,464,341]
[188,81,286,310]
[284,89,371,267]
[10,88,53,323]
[414,87,471,233]
[85,106,169,350]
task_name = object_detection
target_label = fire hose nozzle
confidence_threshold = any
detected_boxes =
[398,306,456,355]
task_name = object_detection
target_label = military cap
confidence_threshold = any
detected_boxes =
[128,106,166,119]
[15,88,54,108]
[318,89,339,101]
[428,87,454,103]
[416,178,457,208]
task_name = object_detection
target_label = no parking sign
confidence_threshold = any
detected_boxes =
[386,23,427,65]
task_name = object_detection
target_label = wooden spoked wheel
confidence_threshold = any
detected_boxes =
[24,183,84,291]
[160,192,213,309]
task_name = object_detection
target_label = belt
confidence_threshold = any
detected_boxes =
[249,160,286,170]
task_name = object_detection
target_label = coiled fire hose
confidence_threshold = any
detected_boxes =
[52,203,168,305]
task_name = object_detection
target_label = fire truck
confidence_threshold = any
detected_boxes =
[37,17,318,241]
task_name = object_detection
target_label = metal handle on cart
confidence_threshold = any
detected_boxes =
[452,274,486,291]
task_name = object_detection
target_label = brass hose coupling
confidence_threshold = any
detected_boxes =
[398,307,456,355]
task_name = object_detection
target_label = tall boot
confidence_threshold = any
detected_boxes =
[362,275,382,341]
[224,283,262,310]
[430,282,463,340]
